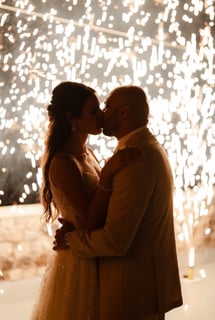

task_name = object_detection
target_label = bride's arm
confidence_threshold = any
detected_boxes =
[86,148,141,228]
[52,148,142,251]
[49,154,102,228]
[50,148,141,230]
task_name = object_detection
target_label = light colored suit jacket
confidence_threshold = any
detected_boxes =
[69,127,183,319]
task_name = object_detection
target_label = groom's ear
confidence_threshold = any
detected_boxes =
[119,104,130,119]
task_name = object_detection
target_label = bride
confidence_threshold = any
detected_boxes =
[31,81,139,320]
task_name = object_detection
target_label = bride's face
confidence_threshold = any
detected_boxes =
[74,93,103,135]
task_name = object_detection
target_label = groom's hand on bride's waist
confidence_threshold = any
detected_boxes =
[53,218,74,251]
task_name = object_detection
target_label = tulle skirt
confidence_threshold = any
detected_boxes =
[31,250,99,320]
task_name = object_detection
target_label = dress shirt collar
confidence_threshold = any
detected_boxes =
[115,126,147,151]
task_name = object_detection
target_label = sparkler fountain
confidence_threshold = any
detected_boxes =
[0,0,214,280]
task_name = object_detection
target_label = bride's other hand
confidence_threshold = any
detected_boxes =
[109,147,142,170]
[99,147,142,189]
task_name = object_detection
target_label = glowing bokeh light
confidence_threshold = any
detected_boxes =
[0,0,214,253]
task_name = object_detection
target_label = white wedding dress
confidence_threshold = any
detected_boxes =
[31,155,100,320]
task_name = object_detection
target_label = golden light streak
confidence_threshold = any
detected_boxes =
[0,1,214,261]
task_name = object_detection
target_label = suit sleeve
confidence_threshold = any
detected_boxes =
[67,157,155,258]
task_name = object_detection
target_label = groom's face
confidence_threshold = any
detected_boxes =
[102,93,123,138]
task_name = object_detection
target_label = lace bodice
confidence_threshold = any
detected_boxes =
[50,153,100,229]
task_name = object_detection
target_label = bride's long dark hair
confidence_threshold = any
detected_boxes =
[40,81,95,222]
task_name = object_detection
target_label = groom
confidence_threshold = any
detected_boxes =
[55,85,183,320]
